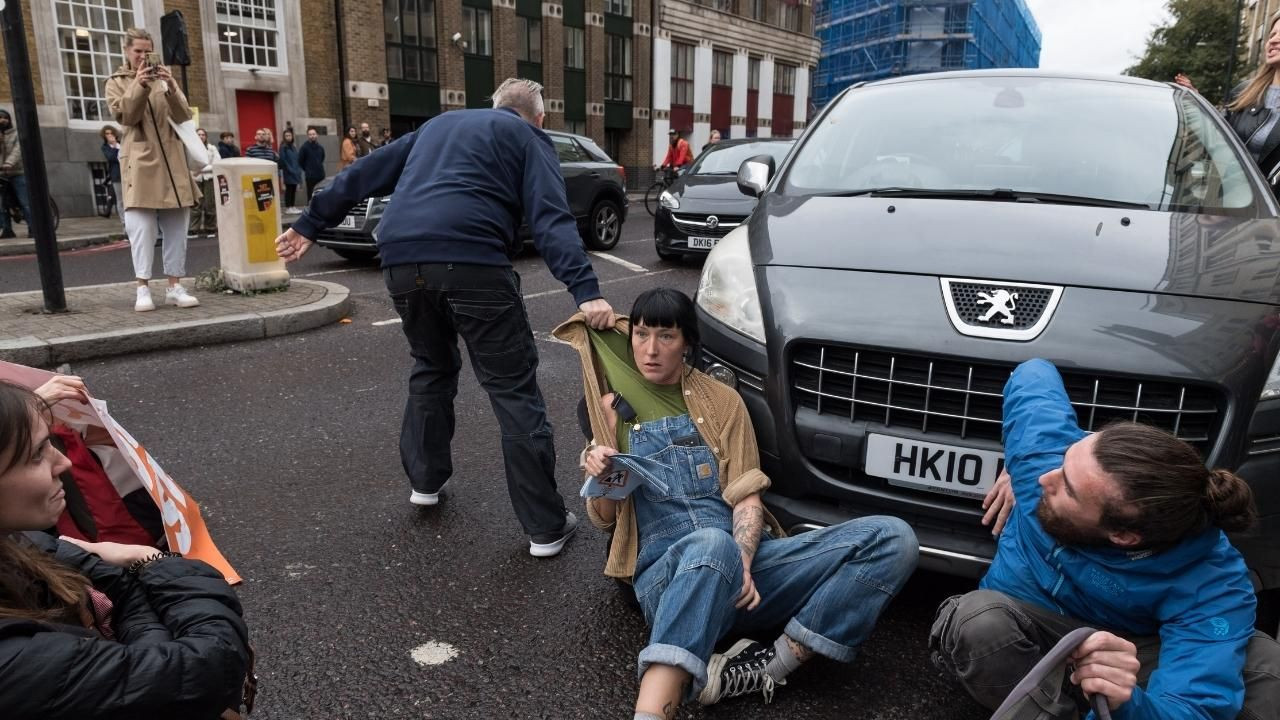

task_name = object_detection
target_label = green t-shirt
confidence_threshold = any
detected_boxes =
[587,328,689,452]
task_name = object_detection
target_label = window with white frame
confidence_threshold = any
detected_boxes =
[518,16,542,63]
[671,42,694,106]
[606,0,632,17]
[565,26,585,69]
[605,34,632,101]
[217,0,284,69]
[774,62,795,95]
[462,6,492,57]
[712,51,733,86]
[53,0,136,123]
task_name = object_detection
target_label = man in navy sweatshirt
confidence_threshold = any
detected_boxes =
[276,78,615,557]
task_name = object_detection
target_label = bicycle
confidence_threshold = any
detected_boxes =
[0,175,60,233]
[93,173,117,219]
[644,166,681,216]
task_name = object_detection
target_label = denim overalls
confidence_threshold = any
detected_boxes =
[622,413,920,700]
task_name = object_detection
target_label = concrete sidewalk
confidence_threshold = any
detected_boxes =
[0,209,310,257]
[0,278,351,367]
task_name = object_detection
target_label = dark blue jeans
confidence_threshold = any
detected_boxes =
[384,262,566,536]
[1,174,30,234]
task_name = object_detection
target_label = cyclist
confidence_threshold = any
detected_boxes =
[655,128,693,182]
[0,109,32,239]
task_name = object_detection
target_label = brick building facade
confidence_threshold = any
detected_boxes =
[0,0,815,217]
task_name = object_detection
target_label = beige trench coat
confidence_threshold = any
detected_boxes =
[104,64,200,210]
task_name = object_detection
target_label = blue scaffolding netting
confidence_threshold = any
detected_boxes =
[812,0,1042,108]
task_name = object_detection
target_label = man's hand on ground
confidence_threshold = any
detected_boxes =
[275,227,313,263]
[1069,631,1140,711]
[580,298,615,329]
[981,469,1014,537]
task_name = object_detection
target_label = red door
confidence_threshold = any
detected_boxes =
[235,90,277,150]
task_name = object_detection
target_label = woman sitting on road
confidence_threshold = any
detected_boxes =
[554,288,918,718]
[0,381,253,719]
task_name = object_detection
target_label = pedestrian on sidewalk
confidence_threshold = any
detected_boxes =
[298,127,326,202]
[278,128,303,213]
[244,129,278,163]
[99,125,125,226]
[356,122,377,157]
[338,126,358,170]
[378,128,393,148]
[0,381,253,719]
[188,128,219,236]
[104,27,201,313]
[0,109,33,240]
[216,131,239,159]
[276,78,616,558]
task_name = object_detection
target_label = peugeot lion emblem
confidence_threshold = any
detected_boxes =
[940,278,1063,342]
[976,289,1018,325]
[705,215,719,230]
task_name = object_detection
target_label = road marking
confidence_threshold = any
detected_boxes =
[534,331,571,346]
[299,268,367,277]
[370,268,679,325]
[410,641,460,666]
[590,251,647,273]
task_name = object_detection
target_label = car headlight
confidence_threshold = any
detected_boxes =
[1263,355,1280,400]
[659,190,679,210]
[697,226,764,343]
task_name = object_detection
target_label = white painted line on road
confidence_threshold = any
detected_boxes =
[370,268,680,325]
[411,641,460,666]
[590,251,647,273]
[298,268,366,277]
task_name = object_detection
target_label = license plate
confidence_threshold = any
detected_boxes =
[864,433,1005,500]
[687,236,718,250]
[338,216,357,229]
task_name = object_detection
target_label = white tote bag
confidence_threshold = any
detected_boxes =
[168,117,211,173]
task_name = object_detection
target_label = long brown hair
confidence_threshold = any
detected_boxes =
[1094,422,1257,548]
[1228,18,1280,111]
[0,382,87,624]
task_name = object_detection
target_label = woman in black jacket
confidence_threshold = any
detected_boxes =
[0,381,252,719]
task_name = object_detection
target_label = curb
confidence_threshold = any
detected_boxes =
[0,279,351,366]
[0,233,123,257]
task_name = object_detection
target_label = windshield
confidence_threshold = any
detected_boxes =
[785,77,1257,214]
[691,141,795,175]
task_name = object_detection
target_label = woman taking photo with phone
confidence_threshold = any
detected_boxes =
[0,380,252,718]
[105,28,202,313]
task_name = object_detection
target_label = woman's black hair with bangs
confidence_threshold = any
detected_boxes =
[628,288,699,363]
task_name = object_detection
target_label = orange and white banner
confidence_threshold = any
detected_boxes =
[0,362,240,584]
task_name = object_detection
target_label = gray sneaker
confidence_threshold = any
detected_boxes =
[698,639,784,706]
[528,511,579,558]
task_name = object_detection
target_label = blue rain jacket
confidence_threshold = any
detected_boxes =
[980,359,1255,720]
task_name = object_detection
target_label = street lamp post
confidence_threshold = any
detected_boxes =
[1,0,66,313]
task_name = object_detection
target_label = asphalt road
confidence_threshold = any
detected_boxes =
[3,217,991,719]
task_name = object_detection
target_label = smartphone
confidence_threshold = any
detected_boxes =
[145,52,162,68]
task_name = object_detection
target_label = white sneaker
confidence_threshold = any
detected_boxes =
[529,511,579,558]
[134,285,155,312]
[165,284,200,308]
[409,481,448,506]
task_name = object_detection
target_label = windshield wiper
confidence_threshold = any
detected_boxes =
[823,187,1152,210]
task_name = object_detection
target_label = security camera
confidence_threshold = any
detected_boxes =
[451,32,462,42]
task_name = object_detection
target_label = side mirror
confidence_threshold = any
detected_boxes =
[737,155,776,198]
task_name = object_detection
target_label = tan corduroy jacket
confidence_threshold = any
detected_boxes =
[105,64,200,210]
[552,313,785,582]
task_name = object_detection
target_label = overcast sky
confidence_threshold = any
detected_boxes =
[1024,0,1172,75]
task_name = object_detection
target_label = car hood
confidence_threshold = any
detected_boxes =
[670,175,761,214]
[752,195,1280,304]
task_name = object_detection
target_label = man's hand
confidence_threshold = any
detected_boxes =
[34,375,88,407]
[981,469,1015,537]
[579,298,614,329]
[275,227,313,263]
[1069,631,1140,711]
[736,561,761,610]
[60,537,159,568]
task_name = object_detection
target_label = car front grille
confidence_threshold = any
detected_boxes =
[348,199,371,217]
[671,213,747,238]
[791,345,1221,455]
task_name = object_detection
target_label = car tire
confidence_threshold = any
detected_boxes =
[331,248,378,262]
[584,198,622,250]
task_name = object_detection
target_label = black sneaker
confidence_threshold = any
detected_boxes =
[698,639,784,706]
[528,511,579,558]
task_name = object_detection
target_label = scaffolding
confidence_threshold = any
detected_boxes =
[812,0,1041,108]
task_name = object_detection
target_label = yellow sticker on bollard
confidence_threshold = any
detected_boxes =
[242,175,279,264]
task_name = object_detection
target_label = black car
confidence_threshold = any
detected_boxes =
[653,138,794,260]
[312,129,629,260]
[695,70,1280,632]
